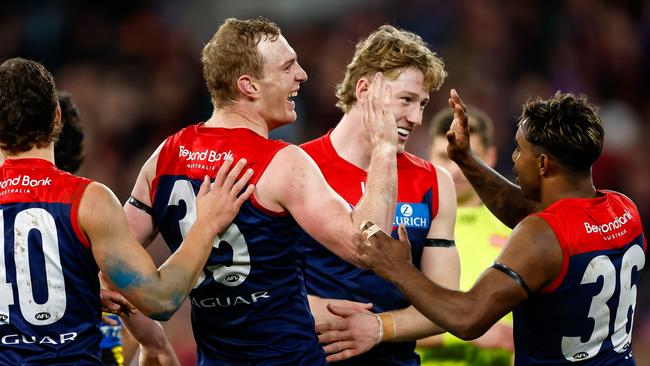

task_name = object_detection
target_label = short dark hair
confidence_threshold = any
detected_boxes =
[54,92,84,173]
[519,92,604,174]
[0,58,61,155]
[429,106,494,148]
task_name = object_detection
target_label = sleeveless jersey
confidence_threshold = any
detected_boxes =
[151,125,326,366]
[299,132,439,365]
[0,158,100,365]
[514,191,646,365]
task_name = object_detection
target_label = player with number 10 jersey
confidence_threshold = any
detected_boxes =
[151,125,326,365]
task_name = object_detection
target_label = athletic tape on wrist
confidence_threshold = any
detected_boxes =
[363,224,382,241]
[379,312,396,341]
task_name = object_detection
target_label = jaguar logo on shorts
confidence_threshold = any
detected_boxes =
[393,203,429,229]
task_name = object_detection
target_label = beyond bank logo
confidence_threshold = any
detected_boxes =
[394,203,429,228]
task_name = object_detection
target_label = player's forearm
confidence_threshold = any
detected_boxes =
[106,224,214,320]
[454,151,536,228]
[353,144,397,232]
[144,224,216,319]
[383,306,446,342]
[122,312,170,350]
[388,263,492,340]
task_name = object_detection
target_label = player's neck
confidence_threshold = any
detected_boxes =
[204,105,269,138]
[1,146,54,164]
[330,111,372,171]
[540,176,598,209]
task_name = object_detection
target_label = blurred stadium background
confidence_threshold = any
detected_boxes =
[2,0,649,364]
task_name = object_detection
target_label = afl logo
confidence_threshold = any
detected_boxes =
[225,274,240,283]
[573,352,589,360]
[0,314,8,322]
[400,204,413,217]
[35,312,51,321]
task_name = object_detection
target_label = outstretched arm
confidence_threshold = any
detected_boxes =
[358,216,562,339]
[447,89,538,228]
[86,158,254,320]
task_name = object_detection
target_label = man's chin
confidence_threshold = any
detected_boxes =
[397,142,407,154]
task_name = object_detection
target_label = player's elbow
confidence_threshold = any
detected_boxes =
[143,306,177,321]
[450,311,491,341]
[453,323,487,341]
[138,297,182,321]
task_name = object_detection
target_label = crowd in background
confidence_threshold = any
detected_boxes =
[2,0,649,364]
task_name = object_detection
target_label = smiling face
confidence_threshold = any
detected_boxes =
[256,35,308,130]
[382,67,429,153]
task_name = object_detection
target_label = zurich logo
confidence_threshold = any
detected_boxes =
[400,204,413,217]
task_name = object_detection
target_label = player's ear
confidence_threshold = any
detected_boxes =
[53,102,62,127]
[354,77,371,103]
[538,153,550,177]
[237,75,259,99]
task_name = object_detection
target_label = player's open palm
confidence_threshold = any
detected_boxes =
[357,222,411,280]
[362,72,398,152]
[195,158,255,236]
[446,89,472,164]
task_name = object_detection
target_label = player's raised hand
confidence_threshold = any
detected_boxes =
[362,72,398,153]
[195,157,254,236]
[446,89,472,164]
[357,221,411,280]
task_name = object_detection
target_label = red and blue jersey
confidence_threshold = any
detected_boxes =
[299,132,439,365]
[0,158,101,365]
[515,191,646,365]
[151,125,326,366]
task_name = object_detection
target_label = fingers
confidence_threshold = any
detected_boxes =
[450,89,467,110]
[397,224,410,245]
[230,166,253,193]
[323,340,356,355]
[325,347,361,363]
[222,158,248,191]
[197,175,210,198]
[100,289,136,312]
[101,315,118,326]
[326,303,356,317]
[319,329,350,345]
[362,224,382,241]
[316,318,347,334]
[214,156,235,187]
[235,184,255,207]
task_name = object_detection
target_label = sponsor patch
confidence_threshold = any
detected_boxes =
[393,203,429,229]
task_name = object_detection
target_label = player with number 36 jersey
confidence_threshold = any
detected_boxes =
[517,191,645,364]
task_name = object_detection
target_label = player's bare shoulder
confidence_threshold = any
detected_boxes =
[78,182,125,233]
